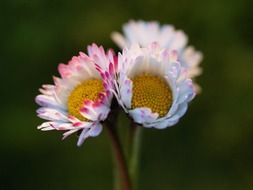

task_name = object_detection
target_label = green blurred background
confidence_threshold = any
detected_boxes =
[1,0,253,189]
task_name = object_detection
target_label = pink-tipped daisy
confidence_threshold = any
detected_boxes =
[111,20,203,92]
[113,43,195,129]
[35,44,117,146]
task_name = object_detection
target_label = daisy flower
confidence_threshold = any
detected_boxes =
[111,20,203,92]
[113,43,195,129]
[35,44,117,146]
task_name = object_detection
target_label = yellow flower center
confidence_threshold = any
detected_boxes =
[67,79,104,121]
[131,74,173,117]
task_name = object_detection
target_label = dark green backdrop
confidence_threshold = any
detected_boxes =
[1,0,253,189]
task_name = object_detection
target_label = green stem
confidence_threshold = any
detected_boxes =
[129,123,143,190]
[113,164,120,190]
[105,122,132,190]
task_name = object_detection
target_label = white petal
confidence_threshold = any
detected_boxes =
[169,30,188,50]
[171,103,188,119]
[39,85,55,96]
[166,102,179,117]
[129,107,158,125]
[62,128,80,139]
[177,79,195,104]
[89,123,103,137]
[77,128,90,146]
[119,76,133,109]
[111,32,128,49]
[165,61,181,80]
[152,118,180,129]
[80,102,110,121]
[35,95,66,110]
[38,121,74,131]
[36,107,68,122]
[37,122,56,131]
[181,46,203,78]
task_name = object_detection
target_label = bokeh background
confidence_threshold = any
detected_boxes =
[1,0,253,189]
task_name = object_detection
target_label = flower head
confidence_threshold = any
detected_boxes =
[113,43,195,129]
[35,44,117,146]
[112,20,203,92]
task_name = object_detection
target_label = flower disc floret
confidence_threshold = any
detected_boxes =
[67,79,104,121]
[131,74,172,117]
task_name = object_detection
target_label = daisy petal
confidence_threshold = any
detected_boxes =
[89,123,103,137]
[129,108,159,125]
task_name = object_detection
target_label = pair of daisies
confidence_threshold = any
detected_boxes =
[36,20,203,146]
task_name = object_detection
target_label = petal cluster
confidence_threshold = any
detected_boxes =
[112,20,203,91]
[36,20,202,145]
[113,43,195,129]
[36,44,116,146]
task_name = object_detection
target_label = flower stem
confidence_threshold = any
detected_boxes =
[105,122,132,190]
[129,123,142,190]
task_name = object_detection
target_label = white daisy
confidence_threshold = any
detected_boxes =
[111,20,203,92]
[35,44,117,146]
[113,43,195,129]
